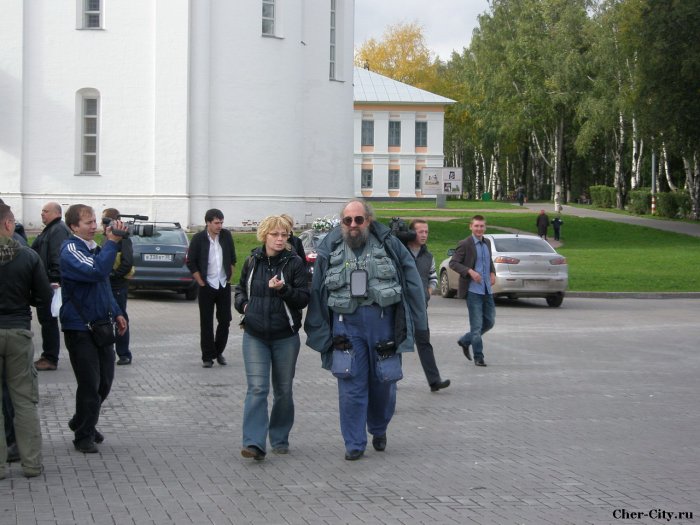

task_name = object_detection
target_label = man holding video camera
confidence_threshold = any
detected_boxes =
[305,199,427,461]
[101,208,134,365]
[60,204,127,453]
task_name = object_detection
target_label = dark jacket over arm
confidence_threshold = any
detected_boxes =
[31,217,71,283]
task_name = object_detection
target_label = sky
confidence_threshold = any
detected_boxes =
[354,0,492,61]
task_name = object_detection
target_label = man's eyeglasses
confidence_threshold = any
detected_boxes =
[342,216,366,226]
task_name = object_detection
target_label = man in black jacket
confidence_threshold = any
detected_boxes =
[186,209,236,368]
[0,203,52,477]
[102,208,134,365]
[32,202,71,371]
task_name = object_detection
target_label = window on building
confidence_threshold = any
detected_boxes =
[329,0,336,79]
[361,121,374,146]
[415,170,422,190]
[415,121,427,147]
[388,121,401,147]
[81,95,99,173]
[262,0,275,35]
[83,0,102,29]
[389,169,400,190]
[361,169,373,189]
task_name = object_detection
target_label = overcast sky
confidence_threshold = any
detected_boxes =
[354,0,491,61]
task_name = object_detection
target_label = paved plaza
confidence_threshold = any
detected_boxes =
[1,294,699,525]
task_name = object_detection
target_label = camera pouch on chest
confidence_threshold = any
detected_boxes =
[350,269,368,298]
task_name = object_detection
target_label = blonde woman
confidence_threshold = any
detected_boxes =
[234,215,309,460]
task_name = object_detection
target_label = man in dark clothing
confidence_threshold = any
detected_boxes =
[536,209,550,240]
[552,215,564,241]
[186,209,236,368]
[0,203,52,478]
[101,208,134,365]
[405,219,449,392]
[32,202,71,371]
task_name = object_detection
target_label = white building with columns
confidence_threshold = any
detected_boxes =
[353,67,454,198]
[0,1,354,229]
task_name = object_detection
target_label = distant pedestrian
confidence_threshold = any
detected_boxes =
[186,209,236,368]
[552,215,563,241]
[536,209,550,240]
[517,187,525,206]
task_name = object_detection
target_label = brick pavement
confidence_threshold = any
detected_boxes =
[1,294,699,525]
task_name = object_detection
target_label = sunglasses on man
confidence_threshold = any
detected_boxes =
[342,215,366,226]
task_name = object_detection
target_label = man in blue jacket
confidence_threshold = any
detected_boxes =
[305,200,427,460]
[60,204,127,454]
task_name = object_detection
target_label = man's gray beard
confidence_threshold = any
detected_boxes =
[342,227,369,250]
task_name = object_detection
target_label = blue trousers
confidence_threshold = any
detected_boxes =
[332,305,397,453]
[241,332,300,452]
[460,292,496,360]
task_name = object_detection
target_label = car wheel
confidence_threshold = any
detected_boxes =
[440,270,456,298]
[184,286,199,301]
[546,294,564,307]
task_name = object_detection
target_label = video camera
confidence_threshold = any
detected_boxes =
[389,216,416,244]
[101,214,155,238]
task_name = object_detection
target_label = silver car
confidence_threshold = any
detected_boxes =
[438,234,568,307]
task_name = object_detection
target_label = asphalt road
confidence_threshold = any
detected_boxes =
[2,293,698,525]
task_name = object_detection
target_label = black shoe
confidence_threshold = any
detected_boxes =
[475,358,487,367]
[458,339,472,361]
[74,440,99,454]
[241,446,266,461]
[68,418,104,444]
[117,356,131,365]
[430,379,451,392]
[202,360,214,368]
[344,450,364,461]
[6,443,19,463]
[372,434,387,451]
[216,355,227,366]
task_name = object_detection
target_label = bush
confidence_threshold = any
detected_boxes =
[675,191,692,218]
[589,185,616,208]
[655,192,677,218]
[628,188,651,215]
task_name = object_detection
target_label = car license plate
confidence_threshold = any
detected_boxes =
[143,253,173,262]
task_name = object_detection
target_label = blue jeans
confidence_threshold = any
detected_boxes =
[333,305,397,453]
[112,284,131,360]
[460,292,496,360]
[241,332,300,452]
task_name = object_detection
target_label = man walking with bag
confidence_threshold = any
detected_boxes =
[60,204,127,453]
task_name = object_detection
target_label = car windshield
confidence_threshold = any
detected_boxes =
[303,232,328,249]
[131,230,187,246]
[493,237,555,253]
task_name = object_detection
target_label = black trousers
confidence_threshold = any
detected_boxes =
[415,324,441,386]
[197,283,232,362]
[37,304,62,364]
[64,331,115,445]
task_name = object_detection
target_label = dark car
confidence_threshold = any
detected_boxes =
[128,222,198,300]
[298,229,329,280]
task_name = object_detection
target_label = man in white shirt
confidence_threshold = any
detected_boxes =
[186,209,237,368]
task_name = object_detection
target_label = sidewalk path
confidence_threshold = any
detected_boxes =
[2,295,699,524]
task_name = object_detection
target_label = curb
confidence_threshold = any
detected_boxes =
[566,291,700,299]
